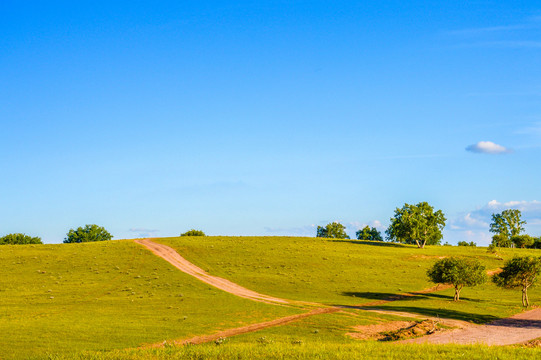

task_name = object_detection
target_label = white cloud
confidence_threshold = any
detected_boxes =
[447,200,541,245]
[348,220,384,231]
[450,213,489,230]
[466,141,512,154]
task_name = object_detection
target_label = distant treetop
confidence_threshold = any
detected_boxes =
[316,222,350,239]
[0,233,42,245]
[64,224,113,243]
[180,229,206,236]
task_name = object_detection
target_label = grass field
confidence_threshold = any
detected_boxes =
[0,240,300,359]
[2,236,541,359]
[156,236,541,321]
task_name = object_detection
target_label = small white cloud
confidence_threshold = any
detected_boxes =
[466,141,512,154]
[129,228,159,233]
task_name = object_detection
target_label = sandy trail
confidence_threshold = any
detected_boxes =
[402,308,541,345]
[135,239,311,306]
[135,239,539,347]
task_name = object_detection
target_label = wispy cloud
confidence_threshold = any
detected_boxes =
[129,228,159,238]
[516,122,541,136]
[264,225,316,236]
[447,24,532,36]
[466,141,512,154]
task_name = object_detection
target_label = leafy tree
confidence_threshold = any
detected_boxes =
[491,234,512,248]
[457,241,476,247]
[64,224,113,243]
[511,235,534,249]
[490,209,526,239]
[530,237,541,249]
[356,226,383,241]
[493,256,541,307]
[316,222,350,239]
[180,229,206,236]
[0,233,42,245]
[427,257,487,301]
[385,202,446,248]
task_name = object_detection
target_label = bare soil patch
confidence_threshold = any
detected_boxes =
[402,308,541,345]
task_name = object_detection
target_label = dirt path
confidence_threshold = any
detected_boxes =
[142,307,340,348]
[402,308,541,345]
[135,239,315,306]
[135,238,538,347]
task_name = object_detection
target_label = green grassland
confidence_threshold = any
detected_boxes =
[0,240,300,359]
[2,236,541,359]
[156,236,541,321]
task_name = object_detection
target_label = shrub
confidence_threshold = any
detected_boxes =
[316,222,349,239]
[64,224,113,243]
[0,233,42,245]
[180,229,206,236]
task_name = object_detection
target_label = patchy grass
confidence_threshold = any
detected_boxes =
[45,342,541,359]
[0,241,300,359]
[156,236,541,321]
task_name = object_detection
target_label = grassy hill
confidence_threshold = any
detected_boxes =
[0,240,299,359]
[156,236,541,321]
[1,236,541,359]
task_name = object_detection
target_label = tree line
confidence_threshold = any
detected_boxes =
[316,201,540,249]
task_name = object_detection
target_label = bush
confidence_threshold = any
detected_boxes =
[64,224,113,243]
[316,222,349,239]
[180,229,206,236]
[511,235,534,249]
[0,233,42,245]
[457,241,476,247]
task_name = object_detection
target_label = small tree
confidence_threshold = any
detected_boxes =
[386,202,446,248]
[316,222,350,239]
[180,229,206,236]
[427,257,487,301]
[64,224,113,243]
[491,234,512,248]
[493,256,541,307]
[457,241,476,247]
[356,226,383,241]
[511,235,534,249]
[0,233,42,245]
[490,209,526,239]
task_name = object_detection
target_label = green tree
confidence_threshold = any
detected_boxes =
[490,209,526,239]
[457,241,476,247]
[64,224,113,243]
[0,233,42,245]
[511,235,534,249]
[493,256,541,307]
[491,234,512,248]
[180,229,206,236]
[356,226,383,241]
[316,222,350,239]
[427,257,487,301]
[385,202,446,248]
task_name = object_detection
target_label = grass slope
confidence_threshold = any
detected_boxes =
[157,236,541,322]
[0,240,300,359]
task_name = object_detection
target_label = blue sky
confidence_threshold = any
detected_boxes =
[1,1,540,244]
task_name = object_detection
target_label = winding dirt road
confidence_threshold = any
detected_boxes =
[135,238,541,347]
[135,239,295,305]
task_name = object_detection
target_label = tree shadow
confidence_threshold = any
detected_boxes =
[341,291,429,301]
[329,239,410,248]
[341,291,482,303]
[351,305,499,324]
